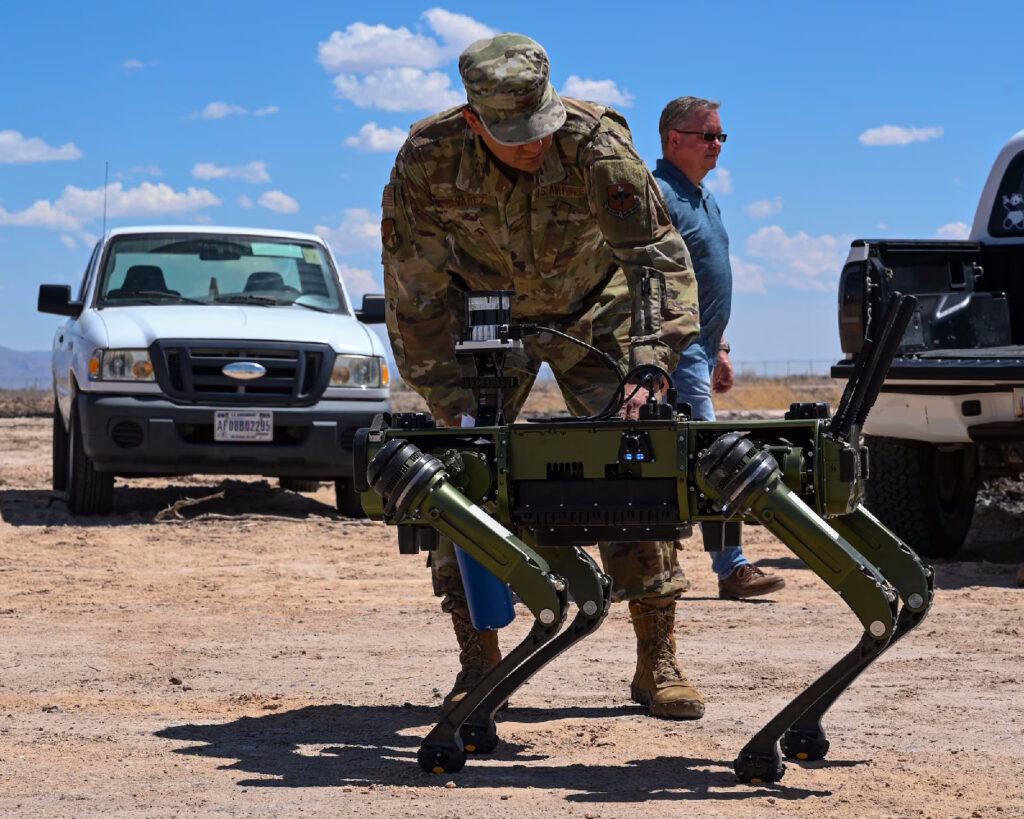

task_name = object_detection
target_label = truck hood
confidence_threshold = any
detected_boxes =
[92,304,383,356]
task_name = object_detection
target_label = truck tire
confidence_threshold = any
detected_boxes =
[863,435,977,559]
[52,399,68,491]
[66,401,114,515]
[279,478,322,493]
[335,478,365,518]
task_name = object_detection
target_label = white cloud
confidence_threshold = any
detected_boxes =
[333,68,464,112]
[858,125,943,147]
[319,22,447,72]
[0,130,82,164]
[935,221,969,239]
[337,263,380,303]
[729,255,766,294]
[60,235,76,250]
[200,102,248,120]
[421,8,495,53]
[704,167,732,195]
[122,59,145,71]
[877,222,888,231]
[78,231,99,246]
[745,225,854,291]
[192,160,270,184]
[314,207,381,253]
[254,106,279,117]
[237,195,254,209]
[745,197,782,219]
[0,182,221,231]
[318,10,494,73]
[344,122,407,152]
[318,11,494,112]
[258,190,299,214]
[560,76,635,108]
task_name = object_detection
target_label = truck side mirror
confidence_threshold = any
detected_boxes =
[355,293,386,324]
[38,284,83,318]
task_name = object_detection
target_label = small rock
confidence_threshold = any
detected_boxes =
[500,794,511,800]
[169,676,182,686]
[445,781,456,789]
[181,684,192,691]
[41,705,58,713]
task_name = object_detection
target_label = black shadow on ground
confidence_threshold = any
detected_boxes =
[156,703,832,802]
[0,479,348,528]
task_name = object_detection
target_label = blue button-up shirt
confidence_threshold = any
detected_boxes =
[653,158,732,364]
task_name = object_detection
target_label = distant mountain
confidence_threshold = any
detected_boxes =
[0,346,51,387]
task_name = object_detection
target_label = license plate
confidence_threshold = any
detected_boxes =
[1015,388,1024,419]
[214,410,273,442]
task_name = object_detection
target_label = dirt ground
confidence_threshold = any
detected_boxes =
[2,411,1023,818]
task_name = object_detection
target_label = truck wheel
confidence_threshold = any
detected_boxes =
[66,401,114,515]
[864,435,977,559]
[279,478,322,493]
[335,478,365,518]
[52,399,68,491]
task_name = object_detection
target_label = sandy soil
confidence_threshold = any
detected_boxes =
[1,414,1023,818]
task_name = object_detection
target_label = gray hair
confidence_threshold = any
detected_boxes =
[659,96,721,152]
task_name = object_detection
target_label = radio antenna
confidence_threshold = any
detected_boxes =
[102,160,109,236]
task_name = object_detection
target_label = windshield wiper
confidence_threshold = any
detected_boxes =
[213,294,285,306]
[105,290,206,305]
[290,301,334,314]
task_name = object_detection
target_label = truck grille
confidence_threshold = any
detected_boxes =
[151,340,334,405]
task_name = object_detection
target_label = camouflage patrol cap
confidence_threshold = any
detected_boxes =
[458,33,566,146]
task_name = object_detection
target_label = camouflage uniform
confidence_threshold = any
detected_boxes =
[381,37,700,608]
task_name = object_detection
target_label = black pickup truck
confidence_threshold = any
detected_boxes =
[832,130,1024,558]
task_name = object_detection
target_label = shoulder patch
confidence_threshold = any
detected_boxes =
[605,183,638,218]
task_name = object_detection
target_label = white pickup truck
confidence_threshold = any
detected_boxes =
[832,130,1024,557]
[38,226,390,515]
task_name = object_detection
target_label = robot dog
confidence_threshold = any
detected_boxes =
[352,292,932,783]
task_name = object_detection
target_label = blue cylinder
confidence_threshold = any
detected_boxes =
[455,545,516,630]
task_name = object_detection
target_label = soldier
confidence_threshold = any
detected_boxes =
[381,33,705,719]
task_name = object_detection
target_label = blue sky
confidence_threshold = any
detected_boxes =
[1,1,1019,367]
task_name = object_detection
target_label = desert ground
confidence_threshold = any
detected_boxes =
[1,383,1022,818]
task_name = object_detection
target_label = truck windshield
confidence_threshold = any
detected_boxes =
[96,233,347,312]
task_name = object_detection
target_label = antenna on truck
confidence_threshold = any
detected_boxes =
[102,160,109,236]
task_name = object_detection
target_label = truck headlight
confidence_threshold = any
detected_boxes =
[89,349,155,381]
[330,355,388,388]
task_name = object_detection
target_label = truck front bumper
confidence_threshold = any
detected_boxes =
[77,393,389,477]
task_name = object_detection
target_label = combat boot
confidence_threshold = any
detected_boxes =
[628,596,705,720]
[442,607,502,713]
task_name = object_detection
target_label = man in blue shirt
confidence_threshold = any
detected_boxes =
[654,96,785,600]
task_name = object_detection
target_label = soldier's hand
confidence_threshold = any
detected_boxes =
[621,377,669,421]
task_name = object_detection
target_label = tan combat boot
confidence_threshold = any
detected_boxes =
[442,607,502,713]
[628,596,705,719]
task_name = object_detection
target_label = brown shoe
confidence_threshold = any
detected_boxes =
[442,607,502,714]
[628,596,705,720]
[718,564,785,600]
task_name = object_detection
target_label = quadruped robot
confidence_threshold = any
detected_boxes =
[351,291,933,783]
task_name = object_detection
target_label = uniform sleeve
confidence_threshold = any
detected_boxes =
[582,120,700,375]
[381,152,474,420]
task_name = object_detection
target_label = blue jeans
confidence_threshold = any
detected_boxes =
[673,346,748,580]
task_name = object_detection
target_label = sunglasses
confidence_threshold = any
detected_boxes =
[673,130,728,143]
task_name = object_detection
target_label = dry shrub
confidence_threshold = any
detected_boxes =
[0,388,51,418]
